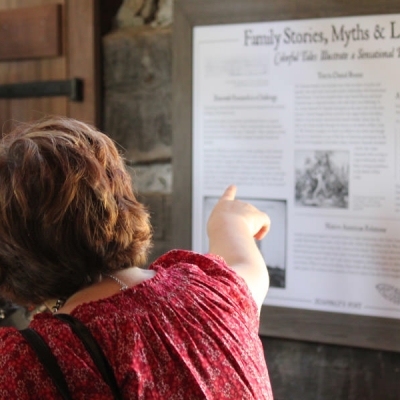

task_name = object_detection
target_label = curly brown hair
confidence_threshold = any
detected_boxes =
[0,117,152,305]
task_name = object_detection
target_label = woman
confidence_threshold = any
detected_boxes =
[0,117,273,399]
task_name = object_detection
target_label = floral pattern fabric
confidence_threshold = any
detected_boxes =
[0,250,273,399]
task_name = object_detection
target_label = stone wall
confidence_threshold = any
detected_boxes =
[103,0,173,262]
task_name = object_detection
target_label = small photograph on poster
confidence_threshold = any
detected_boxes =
[295,150,349,209]
[202,197,287,289]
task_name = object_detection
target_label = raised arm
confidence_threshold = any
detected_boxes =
[207,185,271,312]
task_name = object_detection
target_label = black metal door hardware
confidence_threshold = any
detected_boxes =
[0,78,83,101]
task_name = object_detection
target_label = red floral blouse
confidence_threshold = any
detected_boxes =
[0,250,273,399]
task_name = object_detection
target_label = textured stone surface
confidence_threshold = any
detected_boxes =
[153,0,174,26]
[149,239,173,263]
[115,0,162,28]
[141,0,157,21]
[261,336,400,400]
[138,192,171,240]
[115,0,145,28]
[120,0,144,15]
[128,163,172,194]
[103,26,172,163]
[138,192,172,263]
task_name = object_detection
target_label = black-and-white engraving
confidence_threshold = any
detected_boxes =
[376,283,400,305]
[295,150,349,208]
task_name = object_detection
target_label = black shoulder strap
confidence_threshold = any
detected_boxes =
[54,313,122,400]
[20,328,72,400]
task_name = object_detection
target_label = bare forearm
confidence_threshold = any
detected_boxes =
[208,219,269,309]
[206,186,271,311]
[209,221,263,269]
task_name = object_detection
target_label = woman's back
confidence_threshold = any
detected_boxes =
[0,250,273,400]
[0,117,273,399]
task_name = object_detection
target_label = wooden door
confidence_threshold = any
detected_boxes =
[0,0,100,133]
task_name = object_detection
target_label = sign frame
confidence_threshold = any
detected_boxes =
[172,0,400,352]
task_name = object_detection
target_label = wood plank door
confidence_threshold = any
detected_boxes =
[0,0,100,134]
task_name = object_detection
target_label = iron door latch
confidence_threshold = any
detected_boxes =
[0,78,83,101]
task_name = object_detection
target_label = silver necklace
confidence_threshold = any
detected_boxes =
[52,274,128,314]
[104,273,129,291]
[52,298,66,314]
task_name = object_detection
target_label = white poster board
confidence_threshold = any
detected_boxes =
[192,14,400,320]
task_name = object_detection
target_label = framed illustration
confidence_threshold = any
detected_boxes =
[172,0,400,352]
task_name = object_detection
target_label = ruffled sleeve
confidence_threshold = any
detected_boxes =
[150,249,260,329]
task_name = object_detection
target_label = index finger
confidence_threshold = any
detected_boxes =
[219,185,237,201]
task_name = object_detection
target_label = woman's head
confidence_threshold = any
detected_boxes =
[0,117,152,305]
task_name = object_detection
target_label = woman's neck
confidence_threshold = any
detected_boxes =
[45,267,156,315]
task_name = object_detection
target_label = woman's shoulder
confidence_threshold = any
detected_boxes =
[0,325,22,346]
[0,327,36,397]
[150,249,250,288]
[150,249,259,320]
[150,249,229,272]
[0,325,37,370]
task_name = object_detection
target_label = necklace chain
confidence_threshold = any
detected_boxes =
[52,298,66,314]
[51,274,128,314]
[104,273,129,291]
